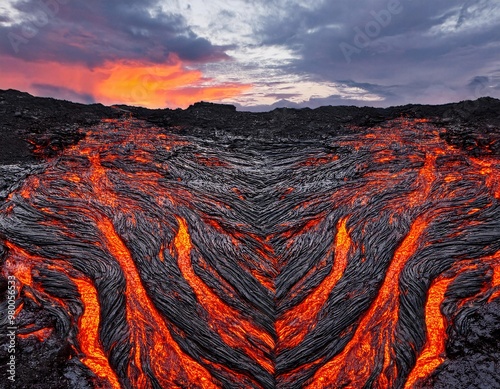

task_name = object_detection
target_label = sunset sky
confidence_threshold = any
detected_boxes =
[1,0,500,110]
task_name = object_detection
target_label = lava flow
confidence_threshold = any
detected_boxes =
[1,114,499,389]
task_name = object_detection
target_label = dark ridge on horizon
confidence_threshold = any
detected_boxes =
[2,87,500,167]
[2,88,500,114]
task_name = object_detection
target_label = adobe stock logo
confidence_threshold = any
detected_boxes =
[8,0,69,54]
[340,0,403,64]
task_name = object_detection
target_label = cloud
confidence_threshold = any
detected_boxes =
[93,57,251,107]
[0,15,11,24]
[247,0,500,105]
[32,83,96,104]
[167,0,500,108]
[0,54,251,108]
[1,0,500,109]
[0,0,253,108]
[0,0,228,65]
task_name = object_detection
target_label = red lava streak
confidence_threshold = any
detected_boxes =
[404,276,455,389]
[174,216,275,374]
[74,277,121,389]
[97,217,217,388]
[307,216,429,388]
[1,117,499,388]
[277,217,351,349]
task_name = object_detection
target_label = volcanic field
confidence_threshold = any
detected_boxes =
[0,89,499,389]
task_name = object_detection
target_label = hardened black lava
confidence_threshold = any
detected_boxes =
[0,89,499,389]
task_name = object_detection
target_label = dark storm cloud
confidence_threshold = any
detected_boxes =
[1,0,499,108]
[337,80,398,100]
[264,93,301,100]
[468,76,489,90]
[255,0,500,105]
[31,83,95,103]
[0,0,228,65]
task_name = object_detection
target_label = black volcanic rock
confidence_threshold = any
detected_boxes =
[1,90,500,389]
[1,89,500,158]
[0,90,121,163]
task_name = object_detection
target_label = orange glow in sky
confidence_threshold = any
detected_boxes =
[0,55,250,108]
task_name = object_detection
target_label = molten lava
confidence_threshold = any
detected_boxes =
[1,116,499,388]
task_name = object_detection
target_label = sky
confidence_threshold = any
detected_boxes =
[1,0,500,110]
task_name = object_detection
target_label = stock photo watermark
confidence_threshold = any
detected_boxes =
[7,0,69,54]
[4,276,17,382]
[340,0,405,63]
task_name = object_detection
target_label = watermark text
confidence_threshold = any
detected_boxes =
[5,276,17,382]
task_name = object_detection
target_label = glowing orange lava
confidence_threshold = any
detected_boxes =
[277,217,351,349]
[174,216,275,374]
[96,217,218,389]
[404,276,454,388]
[74,277,121,389]
[1,117,499,388]
[307,215,429,388]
